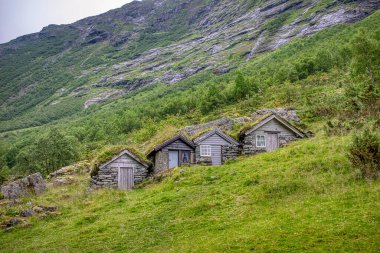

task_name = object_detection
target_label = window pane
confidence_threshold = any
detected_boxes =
[256,135,266,147]
[182,152,190,163]
[200,145,211,156]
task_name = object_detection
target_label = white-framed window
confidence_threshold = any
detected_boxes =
[256,135,266,147]
[200,145,211,157]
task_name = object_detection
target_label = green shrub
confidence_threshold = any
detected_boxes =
[0,166,10,185]
[348,130,380,179]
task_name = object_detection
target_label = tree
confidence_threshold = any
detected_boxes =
[349,129,380,179]
[348,29,380,114]
[199,82,224,114]
[16,128,79,176]
[350,28,380,83]
[233,72,250,100]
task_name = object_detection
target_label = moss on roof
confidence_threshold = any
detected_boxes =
[145,128,194,156]
[237,113,273,140]
[237,113,306,140]
[190,126,215,141]
[90,145,151,177]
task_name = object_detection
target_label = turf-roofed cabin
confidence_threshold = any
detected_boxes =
[240,113,306,155]
[148,135,196,173]
[194,128,240,165]
[91,150,150,190]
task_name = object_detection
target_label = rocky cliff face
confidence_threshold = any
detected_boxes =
[68,0,380,87]
[0,0,379,127]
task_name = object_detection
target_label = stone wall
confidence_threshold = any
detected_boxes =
[242,132,300,155]
[91,166,118,188]
[222,145,241,162]
[91,154,149,189]
[279,135,299,148]
[91,164,148,188]
[242,133,266,155]
[1,173,46,200]
[153,151,169,173]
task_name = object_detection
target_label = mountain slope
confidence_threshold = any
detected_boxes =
[0,7,378,180]
[1,135,379,252]
[0,0,379,132]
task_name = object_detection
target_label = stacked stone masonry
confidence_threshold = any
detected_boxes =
[222,145,241,162]
[91,153,148,188]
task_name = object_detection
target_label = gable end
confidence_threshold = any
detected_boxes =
[244,114,305,138]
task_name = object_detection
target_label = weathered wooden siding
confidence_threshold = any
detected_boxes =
[195,133,239,165]
[211,145,222,165]
[255,118,293,135]
[162,140,194,151]
[108,154,142,168]
[118,167,134,190]
[199,133,231,146]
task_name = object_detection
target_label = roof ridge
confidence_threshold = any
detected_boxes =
[194,127,239,145]
[99,149,150,169]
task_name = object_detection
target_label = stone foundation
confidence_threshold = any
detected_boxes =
[222,146,241,162]
[195,146,212,165]
[91,165,148,189]
[279,135,299,148]
[90,153,149,189]
[242,146,267,156]
[153,151,169,173]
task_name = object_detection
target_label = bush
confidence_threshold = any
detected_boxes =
[0,166,10,185]
[348,130,380,179]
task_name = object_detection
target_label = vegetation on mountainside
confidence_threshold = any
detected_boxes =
[349,129,380,179]
[0,11,379,182]
[1,136,379,252]
[1,128,79,178]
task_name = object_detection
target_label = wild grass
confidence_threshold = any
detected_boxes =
[1,135,379,252]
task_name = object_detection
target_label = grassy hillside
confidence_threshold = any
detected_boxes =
[0,2,379,252]
[1,135,379,252]
[1,9,379,182]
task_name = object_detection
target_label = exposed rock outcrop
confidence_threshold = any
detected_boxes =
[84,90,125,109]
[0,173,46,200]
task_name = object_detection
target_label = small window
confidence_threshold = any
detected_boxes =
[256,135,266,147]
[200,145,211,157]
[182,151,190,163]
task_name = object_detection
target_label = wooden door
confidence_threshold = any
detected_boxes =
[211,146,222,165]
[169,150,179,169]
[267,133,279,151]
[118,167,134,190]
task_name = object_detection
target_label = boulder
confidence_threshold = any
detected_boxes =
[49,161,90,178]
[0,173,46,200]
[19,209,34,217]
[0,217,25,230]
